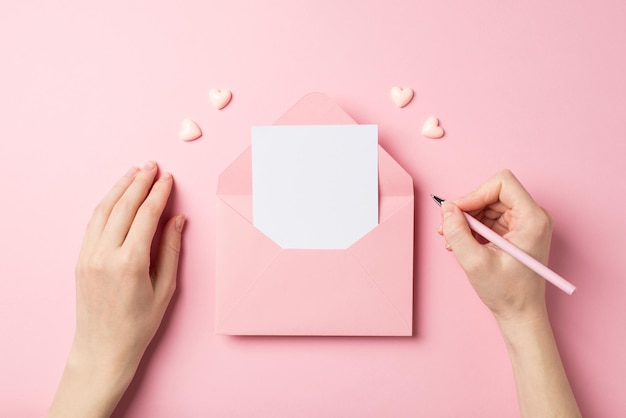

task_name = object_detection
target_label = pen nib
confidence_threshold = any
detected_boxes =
[430,195,445,206]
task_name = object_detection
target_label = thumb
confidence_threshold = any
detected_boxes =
[153,215,185,303]
[441,201,485,267]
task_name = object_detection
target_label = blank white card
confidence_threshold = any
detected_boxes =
[251,125,378,249]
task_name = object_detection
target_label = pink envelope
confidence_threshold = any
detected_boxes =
[216,93,414,336]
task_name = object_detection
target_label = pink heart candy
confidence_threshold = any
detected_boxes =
[179,119,202,142]
[422,116,445,139]
[209,88,232,110]
[390,86,414,108]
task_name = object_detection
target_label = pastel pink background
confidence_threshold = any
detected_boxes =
[1,1,624,416]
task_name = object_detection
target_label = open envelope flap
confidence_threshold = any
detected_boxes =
[274,92,357,125]
[217,92,413,222]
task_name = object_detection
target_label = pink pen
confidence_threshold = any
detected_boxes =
[431,195,576,295]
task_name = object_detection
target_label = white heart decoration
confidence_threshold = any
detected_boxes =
[422,116,444,139]
[179,119,202,142]
[390,86,414,108]
[209,88,232,110]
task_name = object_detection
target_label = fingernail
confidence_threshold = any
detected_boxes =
[124,166,138,177]
[159,172,172,181]
[436,224,443,234]
[143,160,156,170]
[175,215,185,232]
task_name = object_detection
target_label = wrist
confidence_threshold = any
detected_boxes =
[48,345,139,418]
[68,345,138,389]
[494,304,551,350]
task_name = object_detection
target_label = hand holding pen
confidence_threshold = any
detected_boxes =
[435,169,567,319]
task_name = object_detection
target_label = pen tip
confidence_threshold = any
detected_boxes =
[431,195,445,206]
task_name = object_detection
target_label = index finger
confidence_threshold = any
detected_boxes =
[453,169,538,215]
